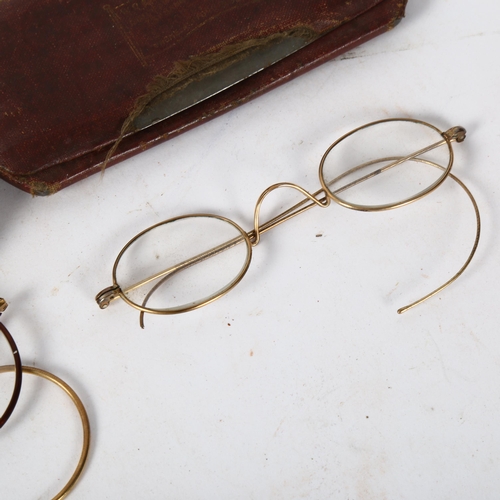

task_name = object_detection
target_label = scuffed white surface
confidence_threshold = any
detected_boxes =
[1,1,500,498]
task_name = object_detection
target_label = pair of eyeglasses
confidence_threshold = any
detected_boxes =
[0,298,90,499]
[96,118,480,328]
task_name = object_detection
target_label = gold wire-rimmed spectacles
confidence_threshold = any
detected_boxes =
[0,297,91,499]
[96,118,480,327]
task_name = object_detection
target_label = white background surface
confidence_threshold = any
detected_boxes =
[1,1,500,498]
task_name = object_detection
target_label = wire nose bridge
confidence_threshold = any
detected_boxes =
[250,182,330,246]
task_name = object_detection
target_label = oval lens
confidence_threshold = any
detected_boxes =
[114,215,252,314]
[0,323,21,427]
[319,119,452,210]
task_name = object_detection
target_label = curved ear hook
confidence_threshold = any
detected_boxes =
[138,268,185,329]
[397,161,480,314]
[139,277,166,329]
[252,182,330,246]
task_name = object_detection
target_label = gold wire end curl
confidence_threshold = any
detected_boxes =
[95,285,121,309]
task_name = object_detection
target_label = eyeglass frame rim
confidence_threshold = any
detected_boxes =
[318,117,454,212]
[0,319,22,429]
[0,364,91,499]
[109,213,253,315]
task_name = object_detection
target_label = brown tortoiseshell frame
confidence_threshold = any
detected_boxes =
[0,299,22,428]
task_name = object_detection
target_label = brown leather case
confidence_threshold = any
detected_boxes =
[0,0,407,195]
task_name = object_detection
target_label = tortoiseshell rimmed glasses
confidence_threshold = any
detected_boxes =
[0,298,22,428]
[96,118,480,327]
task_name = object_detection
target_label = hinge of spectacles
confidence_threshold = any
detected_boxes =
[95,286,121,309]
[443,126,466,143]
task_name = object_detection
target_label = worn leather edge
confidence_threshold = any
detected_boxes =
[2,0,407,196]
